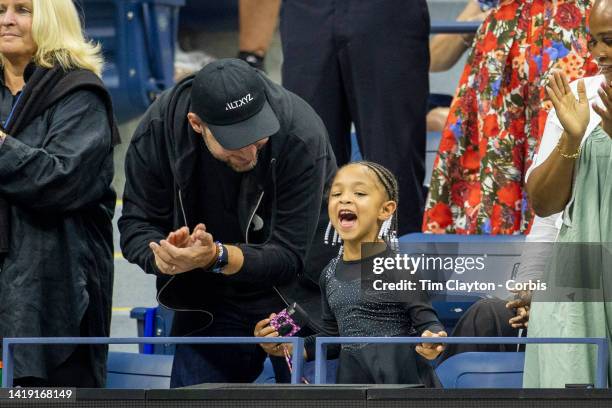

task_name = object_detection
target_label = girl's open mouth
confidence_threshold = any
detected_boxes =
[338,209,357,229]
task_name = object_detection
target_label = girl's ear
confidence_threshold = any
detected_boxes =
[378,200,397,221]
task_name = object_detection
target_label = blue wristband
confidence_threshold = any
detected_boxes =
[210,241,228,273]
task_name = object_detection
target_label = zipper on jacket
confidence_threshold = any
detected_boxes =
[246,158,277,244]
[178,189,188,226]
[245,191,264,244]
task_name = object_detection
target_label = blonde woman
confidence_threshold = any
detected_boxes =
[0,0,119,387]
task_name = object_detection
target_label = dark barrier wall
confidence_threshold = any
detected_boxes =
[2,387,612,408]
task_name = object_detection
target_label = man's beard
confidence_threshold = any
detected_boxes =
[227,155,258,172]
[202,133,259,172]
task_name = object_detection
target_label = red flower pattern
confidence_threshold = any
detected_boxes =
[425,203,453,231]
[554,3,583,30]
[497,182,522,208]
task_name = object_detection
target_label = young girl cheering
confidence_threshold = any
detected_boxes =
[255,161,447,385]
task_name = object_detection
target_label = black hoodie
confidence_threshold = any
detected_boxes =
[119,71,337,333]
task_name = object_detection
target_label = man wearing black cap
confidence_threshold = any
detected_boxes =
[118,59,336,387]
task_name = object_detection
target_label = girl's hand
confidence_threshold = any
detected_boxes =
[593,80,612,138]
[254,314,288,357]
[416,330,447,360]
[546,72,590,141]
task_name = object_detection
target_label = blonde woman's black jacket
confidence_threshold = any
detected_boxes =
[0,66,117,386]
[119,72,337,334]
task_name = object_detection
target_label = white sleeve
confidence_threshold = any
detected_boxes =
[514,214,560,283]
[525,110,564,183]
[525,214,560,242]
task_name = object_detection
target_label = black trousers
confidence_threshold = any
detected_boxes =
[13,345,97,388]
[337,344,440,386]
[438,298,523,363]
[280,0,430,234]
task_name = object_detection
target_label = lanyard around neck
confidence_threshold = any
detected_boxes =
[3,91,23,128]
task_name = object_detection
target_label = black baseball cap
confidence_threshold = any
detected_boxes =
[191,58,280,150]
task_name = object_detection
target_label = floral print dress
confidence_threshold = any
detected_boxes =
[423,0,598,235]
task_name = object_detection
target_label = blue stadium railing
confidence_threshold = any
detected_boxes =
[313,337,609,388]
[431,21,481,34]
[1,337,304,387]
[3,336,607,388]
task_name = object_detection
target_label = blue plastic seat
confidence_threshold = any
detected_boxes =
[435,352,525,388]
[106,351,173,389]
[130,306,175,355]
[81,0,185,122]
[254,357,277,384]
